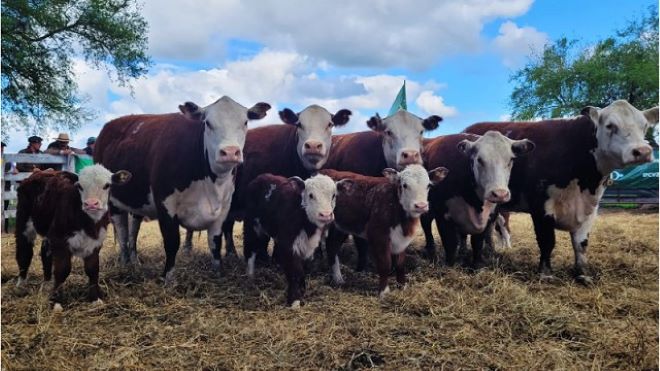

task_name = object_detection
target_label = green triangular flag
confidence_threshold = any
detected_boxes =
[388,81,407,116]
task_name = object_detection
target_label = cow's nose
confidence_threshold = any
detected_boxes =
[84,199,101,209]
[218,146,242,163]
[488,189,510,203]
[414,201,429,211]
[304,140,324,154]
[318,211,334,222]
[632,146,652,162]
[399,150,421,165]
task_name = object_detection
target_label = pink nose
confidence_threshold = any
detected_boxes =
[414,202,429,212]
[218,146,242,163]
[487,189,510,203]
[84,199,101,209]
[318,211,334,222]
[304,140,324,155]
[632,146,652,162]
[399,150,421,165]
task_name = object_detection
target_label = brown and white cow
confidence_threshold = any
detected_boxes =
[321,165,448,298]
[421,131,535,266]
[15,166,131,310]
[94,96,270,279]
[244,173,337,307]
[464,100,658,284]
[202,105,351,262]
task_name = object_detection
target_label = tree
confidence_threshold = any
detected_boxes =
[509,6,658,125]
[1,0,151,135]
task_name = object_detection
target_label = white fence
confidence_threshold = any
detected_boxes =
[1,153,91,231]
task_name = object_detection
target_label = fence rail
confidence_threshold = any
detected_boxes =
[2,153,92,232]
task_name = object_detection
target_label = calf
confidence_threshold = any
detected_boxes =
[244,174,337,307]
[321,165,448,298]
[421,131,535,266]
[15,166,131,310]
[464,100,658,283]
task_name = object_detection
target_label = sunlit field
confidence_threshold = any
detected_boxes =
[1,211,657,370]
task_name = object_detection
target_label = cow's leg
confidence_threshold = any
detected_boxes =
[436,219,459,266]
[110,205,130,265]
[282,252,305,308]
[182,229,194,253]
[394,252,407,288]
[470,232,486,269]
[126,213,142,264]
[156,209,181,283]
[51,248,72,311]
[243,218,270,277]
[420,213,437,262]
[84,250,103,304]
[207,217,226,272]
[15,216,37,286]
[570,211,597,285]
[40,240,53,281]
[354,236,369,272]
[531,212,556,279]
[325,226,348,285]
[221,219,237,256]
[367,230,392,299]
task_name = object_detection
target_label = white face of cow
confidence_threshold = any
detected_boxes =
[279,105,351,171]
[583,100,659,173]
[292,174,337,227]
[383,164,448,217]
[179,96,271,174]
[75,165,132,222]
[368,110,442,170]
[457,131,535,203]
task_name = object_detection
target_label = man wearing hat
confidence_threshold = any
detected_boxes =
[16,135,45,172]
[84,136,96,156]
[45,133,85,170]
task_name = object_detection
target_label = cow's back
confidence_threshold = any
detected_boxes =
[324,131,387,176]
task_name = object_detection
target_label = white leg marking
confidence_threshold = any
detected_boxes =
[290,300,301,309]
[379,286,391,300]
[164,269,176,284]
[53,303,63,312]
[92,299,104,307]
[331,256,344,285]
[571,210,598,285]
[16,277,25,287]
[247,253,256,277]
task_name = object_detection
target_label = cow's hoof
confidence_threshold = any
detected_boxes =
[400,283,408,291]
[53,303,64,312]
[331,274,345,286]
[575,275,594,286]
[163,270,176,286]
[290,300,301,309]
[92,299,104,307]
[182,247,192,255]
[378,286,391,300]
[539,273,557,282]
[211,259,222,270]
[16,277,26,288]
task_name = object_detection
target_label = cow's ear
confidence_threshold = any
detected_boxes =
[331,109,352,127]
[367,113,384,131]
[279,108,299,126]
[179,101,203,121]
[580,106,600,124]
[248,102,271,120]
[382,168,399,183]
[336,179,356,195]
[456,139,474,156]
[288,176,305,191]
[428,167,449,185]
[643,107,659,126]
[112,170,132,185]
[512,139,535,156]
[422,115,443,131]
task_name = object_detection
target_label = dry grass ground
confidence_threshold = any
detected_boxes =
[1,211,658,370]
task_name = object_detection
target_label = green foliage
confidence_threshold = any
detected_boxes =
[1,0,151,135]
[509,5,659,125]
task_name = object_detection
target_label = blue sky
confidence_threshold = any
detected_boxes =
[4,0,655,152]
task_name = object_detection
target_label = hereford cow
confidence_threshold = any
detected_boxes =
[321,165,448,298]
[15,166,131,310]
[94,96,270,280]
[244,174,337,308]
[189,105,351,260]
[421,131,535,266]
[464,100,658,284]
[323,109,443,270]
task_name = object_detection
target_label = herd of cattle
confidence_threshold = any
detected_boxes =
[13,96,658,309]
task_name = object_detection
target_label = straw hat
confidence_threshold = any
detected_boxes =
[55,133,70,142]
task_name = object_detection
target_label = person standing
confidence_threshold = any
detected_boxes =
[16,136,45,172]
[84,136,96,156]
[45,133,85,171]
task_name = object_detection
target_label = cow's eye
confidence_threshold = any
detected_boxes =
[204,120,211,129]
[385,130,393,137]
[244,120,248,126]
[309,193,314,199]
[332,193,336,200]
[76,183,83,191]
[477,158,484,166]
[103,183,110,190]
[419,130,424,135]
[327,122,333,129]
[402,183,408,189]
[606,123,618,134]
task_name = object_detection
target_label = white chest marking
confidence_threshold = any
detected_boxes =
[291,228,323,259]
[443,196,495,235]
[67,228,106,258]
[544,180,604,231]
[390,224,415,255]
[110,191,157,219]
[162,176,234,230]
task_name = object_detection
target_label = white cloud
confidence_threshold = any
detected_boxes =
[416,91,458,118]
[492,21,548,68]
[143,0,534,69]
